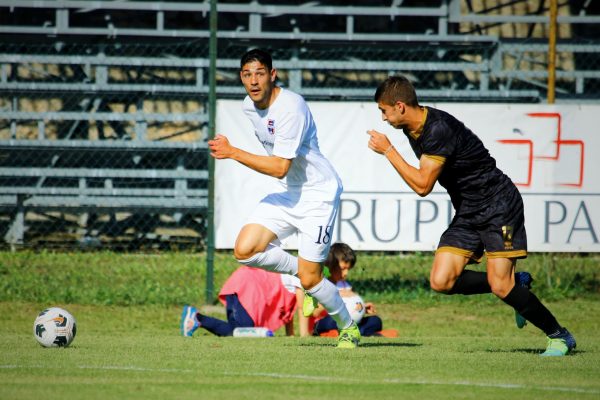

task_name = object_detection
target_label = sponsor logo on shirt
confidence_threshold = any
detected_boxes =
[260,140,274,149]
[267,119,275,135]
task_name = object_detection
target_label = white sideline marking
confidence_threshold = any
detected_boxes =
[2,365,598,395]
[383,378,600,394]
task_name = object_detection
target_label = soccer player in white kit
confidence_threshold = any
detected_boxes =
[208,48,360,348]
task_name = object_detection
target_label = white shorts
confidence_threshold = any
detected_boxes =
[246,192,340,263]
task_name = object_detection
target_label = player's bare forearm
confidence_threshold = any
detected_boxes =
[208,134,291,178]
[231,148,291,179]
[386,149,431,196]
[367,129,441,196]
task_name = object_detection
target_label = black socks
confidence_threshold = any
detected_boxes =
[446,269,562,336]
[448,270,491,295]
[501,285,561,335]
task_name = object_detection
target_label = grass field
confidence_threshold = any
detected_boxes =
[1,251,599,399]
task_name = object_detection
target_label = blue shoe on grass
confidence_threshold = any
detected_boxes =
[181,305,199,337]
[514,272,533,329]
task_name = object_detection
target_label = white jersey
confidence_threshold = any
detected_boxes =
[242,88,342,201]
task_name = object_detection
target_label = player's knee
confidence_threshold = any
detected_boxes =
[233,242,261,261]
[234,231,271,261]
[297,271,321,290]
[429,275,454,294]
[489,280,512,298]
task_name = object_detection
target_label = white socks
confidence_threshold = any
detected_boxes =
[238,244,353,329]
[307,278,354,329]
[237,243,298,276]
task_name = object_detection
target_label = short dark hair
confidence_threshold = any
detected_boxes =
[240,48,273,71]
[325,242,356,270]
[374,75,419,107]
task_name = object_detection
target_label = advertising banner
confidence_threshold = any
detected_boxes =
[216,100,599,252]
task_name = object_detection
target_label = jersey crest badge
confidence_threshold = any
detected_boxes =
[267,119,275,135]
[502,225,514,250]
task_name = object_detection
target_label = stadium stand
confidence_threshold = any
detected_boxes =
[0,0,598,248]
[0,139,207,248]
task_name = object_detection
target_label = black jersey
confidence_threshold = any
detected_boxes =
[404,107,515,215]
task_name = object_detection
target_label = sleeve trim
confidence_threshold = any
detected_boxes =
[423,154,446,165]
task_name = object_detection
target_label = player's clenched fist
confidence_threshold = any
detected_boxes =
[208,134,234,159]
[366,129,392,155]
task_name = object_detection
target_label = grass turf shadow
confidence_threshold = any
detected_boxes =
[296,342,422,348]
[485,348,583,355]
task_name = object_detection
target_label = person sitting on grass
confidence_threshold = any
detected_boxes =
[306,242,396,338]
[181,266,309,337]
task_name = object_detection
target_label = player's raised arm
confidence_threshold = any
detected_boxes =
[208,133,292,179]
[367,129,443,196]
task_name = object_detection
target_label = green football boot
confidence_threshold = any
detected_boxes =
[337,322,361,349]
[541,328,576,356]
[302,291,318,317]
[541,338,570,356]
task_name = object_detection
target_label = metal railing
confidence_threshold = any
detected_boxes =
[0,0,598,250]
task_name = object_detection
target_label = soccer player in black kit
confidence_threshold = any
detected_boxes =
[367,75,575,356]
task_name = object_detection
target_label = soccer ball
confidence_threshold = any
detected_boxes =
[33,307,77,348]
[342,294,366,324]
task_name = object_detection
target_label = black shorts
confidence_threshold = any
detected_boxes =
[437,186,527,262]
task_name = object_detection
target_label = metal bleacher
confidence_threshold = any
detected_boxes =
[0,0,598,248]
[0,37,210,248]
